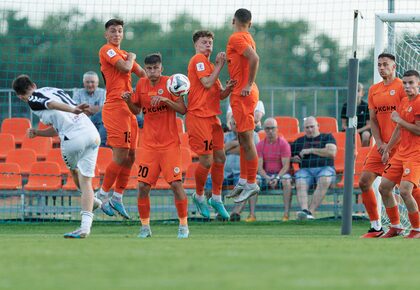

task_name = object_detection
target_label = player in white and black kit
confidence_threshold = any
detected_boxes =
[12,74,101,239]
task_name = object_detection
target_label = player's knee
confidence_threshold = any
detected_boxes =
[359,175,372,191]
[137,182,151,197]
[378,182,392,196]
[214,152,226,164]
[199,156,212,169]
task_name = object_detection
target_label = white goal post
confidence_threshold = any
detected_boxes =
[374,13,420,83]
[373,13,420,230]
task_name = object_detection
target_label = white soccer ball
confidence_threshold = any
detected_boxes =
[167,74,190,97]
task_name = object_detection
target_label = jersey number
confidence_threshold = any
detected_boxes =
[124,131,131,144]
[383,163,392,174]
[138,166,149,178]
[204,140,213,151]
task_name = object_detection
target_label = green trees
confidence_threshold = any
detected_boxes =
[1,9,374,121]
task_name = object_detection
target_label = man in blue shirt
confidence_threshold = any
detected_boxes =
[73,71,107,146]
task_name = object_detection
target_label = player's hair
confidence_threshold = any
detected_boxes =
[378,52,396,62]
[192,30,214,43]
[12,74,34,95]
[403,69,420,79]
[144,53,162,65]
[83,71,99,82]
[105,19,124,29]
[234,8,252,24]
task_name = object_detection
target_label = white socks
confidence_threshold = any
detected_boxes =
[112,191,123,201]
[80,211,93,233]
[211,194,222,202]
[370,220,382,231]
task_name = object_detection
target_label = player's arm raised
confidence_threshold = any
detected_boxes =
[121,91,141,115]
[241,46,259,96]
[115,52,137,73]
[132,62,146,78]
[150,95,187,115]
[200,52,225,89]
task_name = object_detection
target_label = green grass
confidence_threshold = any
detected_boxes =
[0,221,418,290]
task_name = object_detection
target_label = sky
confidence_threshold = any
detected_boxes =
[1,0,419,59]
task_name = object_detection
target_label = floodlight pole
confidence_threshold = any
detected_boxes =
[341,10,360,235]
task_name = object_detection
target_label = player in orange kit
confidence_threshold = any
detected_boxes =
[379,70,420,239]
[98,19,145,219]
[358,53,406,238]
[122,53,189,238]
[225,8,261,203]
[187,30,236,220]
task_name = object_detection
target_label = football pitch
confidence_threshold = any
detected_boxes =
[0,221,418,290]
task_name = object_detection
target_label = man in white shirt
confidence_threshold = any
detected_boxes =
[12,74,101,239]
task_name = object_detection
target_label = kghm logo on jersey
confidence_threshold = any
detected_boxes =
[375,105,397,114]
[390,90,396,96]
[142,104,169,115]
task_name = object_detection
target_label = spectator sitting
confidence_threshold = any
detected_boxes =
[255,118,292,222]
[291,116,337,220]
[341,82,371,146]
[73,71,107,146]
[226,100,265,132]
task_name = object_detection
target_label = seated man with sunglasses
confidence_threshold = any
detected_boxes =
[291,116,337,220]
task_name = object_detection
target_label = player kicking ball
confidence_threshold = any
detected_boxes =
[379,70,420,239]
[122,53,189,239]
[12,75,101,239]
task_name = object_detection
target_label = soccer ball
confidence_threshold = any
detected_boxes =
[167,74,190,97]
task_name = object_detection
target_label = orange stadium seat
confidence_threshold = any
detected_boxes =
[1,118,31,146]
[38,121,60,146]
[0,163,22,190]
[0,133,15,161]
[96,147,113,176]
[183,162,199,189]
[332,132,362,151]
[22,136,53,160]
[176,117,185,133]
[274,116,299,142]
[6,148,37,175]
[334,147,345,174]
[316,116,338,133]
[24,161,62,191]
[258,130,266,141]
[46,148,70,176]
[181,147,192,173]
[336,146,370,188]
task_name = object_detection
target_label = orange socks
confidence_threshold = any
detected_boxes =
[361,188,379,221]
[239,147,247,180]
[408,211,420,229]
[195,163,210,195]
[412,188,420,209]
[246,156,258,184]
[102,161,123,192]
[174,198,188,226]
[137,196,150,226]
[385,205,401,226]
[211,162,224,195]
[115,166,131,194]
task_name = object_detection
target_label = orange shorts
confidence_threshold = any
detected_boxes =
[186,114,224,155]
[136,146,182,185]
[102,105,138,149]
[362,146,396,176]
[382,155,420,187]
[230,93,258,133]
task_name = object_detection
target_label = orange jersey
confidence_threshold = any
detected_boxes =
[99,43,139,107]
[226,31,259,96]
[368,78,404,143]
[395,94,420,160]
[187,53,222,117]
[132,76,180,150]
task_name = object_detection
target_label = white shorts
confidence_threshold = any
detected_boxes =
[61,131,100,178]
